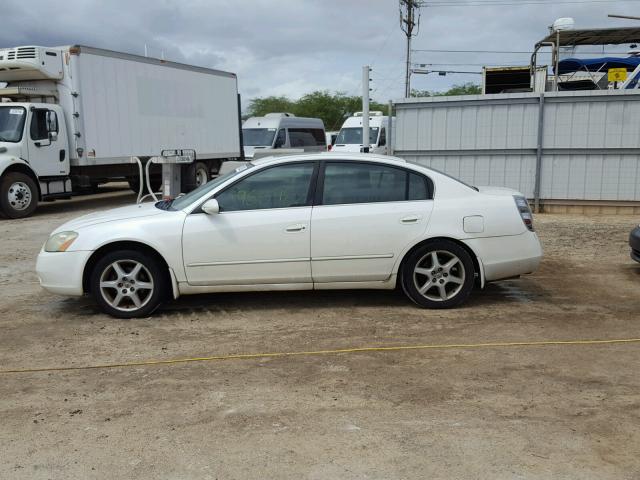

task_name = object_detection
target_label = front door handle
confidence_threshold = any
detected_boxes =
[401,216,420,224]
[285,224,307,232]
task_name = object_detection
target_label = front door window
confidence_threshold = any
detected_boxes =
[215,163,315,211]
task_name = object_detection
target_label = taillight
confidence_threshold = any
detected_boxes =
[328,144,332,151]
[514,195,534,232]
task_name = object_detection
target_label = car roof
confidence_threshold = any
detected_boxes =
[251,152,408,167]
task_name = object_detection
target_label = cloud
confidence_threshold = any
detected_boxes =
[0,0,635,102]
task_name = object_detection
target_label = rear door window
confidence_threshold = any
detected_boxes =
[321,162,432,205]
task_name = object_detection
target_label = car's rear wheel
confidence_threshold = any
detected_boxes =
[90,249,166,318]
[401,240,475,309]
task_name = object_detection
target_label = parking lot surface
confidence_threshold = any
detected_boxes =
[1,188,639,479]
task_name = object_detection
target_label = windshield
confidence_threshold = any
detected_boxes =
[167,163,255,211]
[242,128,277,147]
[0,106,26,143]
[336,127,379,145]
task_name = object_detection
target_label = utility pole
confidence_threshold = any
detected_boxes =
[400,0,423,98]
[362,65,371,153]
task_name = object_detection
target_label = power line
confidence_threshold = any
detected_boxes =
[425,0,640,5]
[414,62,528,66]
[411,49,628,54]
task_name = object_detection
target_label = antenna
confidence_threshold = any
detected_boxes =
[399,0,424,98]
[608,14,640,21]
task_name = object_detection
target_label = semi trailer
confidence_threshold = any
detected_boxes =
[0,45,241,218]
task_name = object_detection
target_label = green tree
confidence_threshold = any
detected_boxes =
[411,82,482,98]
[245,91,388,131]
[246,96,295,118]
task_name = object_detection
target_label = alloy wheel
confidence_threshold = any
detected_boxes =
[412,250,466,302]
[99,259,155,312]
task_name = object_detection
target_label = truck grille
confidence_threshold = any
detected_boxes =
[6,47,37,60]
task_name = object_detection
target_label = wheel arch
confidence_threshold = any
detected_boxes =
[396,236,485,288]
[1,162,42,199]
[82,240,175,296]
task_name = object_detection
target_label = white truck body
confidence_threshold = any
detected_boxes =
[332,112,393,155]
[0,45,240,217]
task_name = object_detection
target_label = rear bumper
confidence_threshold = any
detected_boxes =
[630,227,640,263]
[36,250,92,296]
[465,231,542,282]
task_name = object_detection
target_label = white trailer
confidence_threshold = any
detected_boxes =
[0,45,241,218]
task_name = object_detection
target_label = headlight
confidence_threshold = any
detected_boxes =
[44,231,78,252]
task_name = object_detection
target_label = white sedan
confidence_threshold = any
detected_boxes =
[36,153,542,318]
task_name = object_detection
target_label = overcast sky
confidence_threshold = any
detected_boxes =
[1,0,638,103]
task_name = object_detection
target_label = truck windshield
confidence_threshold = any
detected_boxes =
[336,127,379,145]
[0,106,26,143]
[166,162,255,211]
[242,128,277,147]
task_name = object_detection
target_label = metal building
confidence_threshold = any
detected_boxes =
[393,90,640,213]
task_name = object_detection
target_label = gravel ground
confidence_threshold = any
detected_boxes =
[0,188,639,479]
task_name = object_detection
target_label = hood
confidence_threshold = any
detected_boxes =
[243,145,270,158]
[0,143,26,163]
[476,186,523,197]
[54,202,164,233]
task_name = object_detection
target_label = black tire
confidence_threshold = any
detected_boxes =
[0,172,38,219]
[90,249,167,318]
[194,161,210,187]
[401,240,475,309]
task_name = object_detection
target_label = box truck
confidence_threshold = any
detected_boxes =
[0,45,241,218]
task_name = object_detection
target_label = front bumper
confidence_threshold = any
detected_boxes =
[36,250,92,296]
[630,226,640,263]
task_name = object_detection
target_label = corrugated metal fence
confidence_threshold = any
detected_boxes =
[393,90,640,208]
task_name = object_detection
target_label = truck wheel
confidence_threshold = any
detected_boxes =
[90,249,167,318]
[194,162,210,187]
[0,172,38,219]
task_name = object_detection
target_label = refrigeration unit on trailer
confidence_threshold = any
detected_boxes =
[0,45,241,218]
[241,113,325,159]
[332,111,393,155]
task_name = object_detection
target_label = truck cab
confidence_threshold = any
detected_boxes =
[242,113,326,159]
[332,111,393,155]
[0,46,72,217]
[0,101,71,217]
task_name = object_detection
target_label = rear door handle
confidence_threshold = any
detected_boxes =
[285,224,307,232]
[401,216,421,224]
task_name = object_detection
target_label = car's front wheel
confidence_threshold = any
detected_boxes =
[401,240,475,309]
[90,249,166,318]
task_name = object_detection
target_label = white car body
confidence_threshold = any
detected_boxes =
[36,153,542,315]
[332,112,393,155]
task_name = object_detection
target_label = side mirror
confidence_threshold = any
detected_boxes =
[46,111,58,134]
[202,198,220,215]
[49,131,58,142]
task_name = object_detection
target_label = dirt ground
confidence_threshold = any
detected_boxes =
[0,188,639,480]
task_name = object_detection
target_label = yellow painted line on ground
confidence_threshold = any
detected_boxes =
[1,338,639,375]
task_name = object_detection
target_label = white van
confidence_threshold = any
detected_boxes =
[242,113,325,158]
[332,111,393,155]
